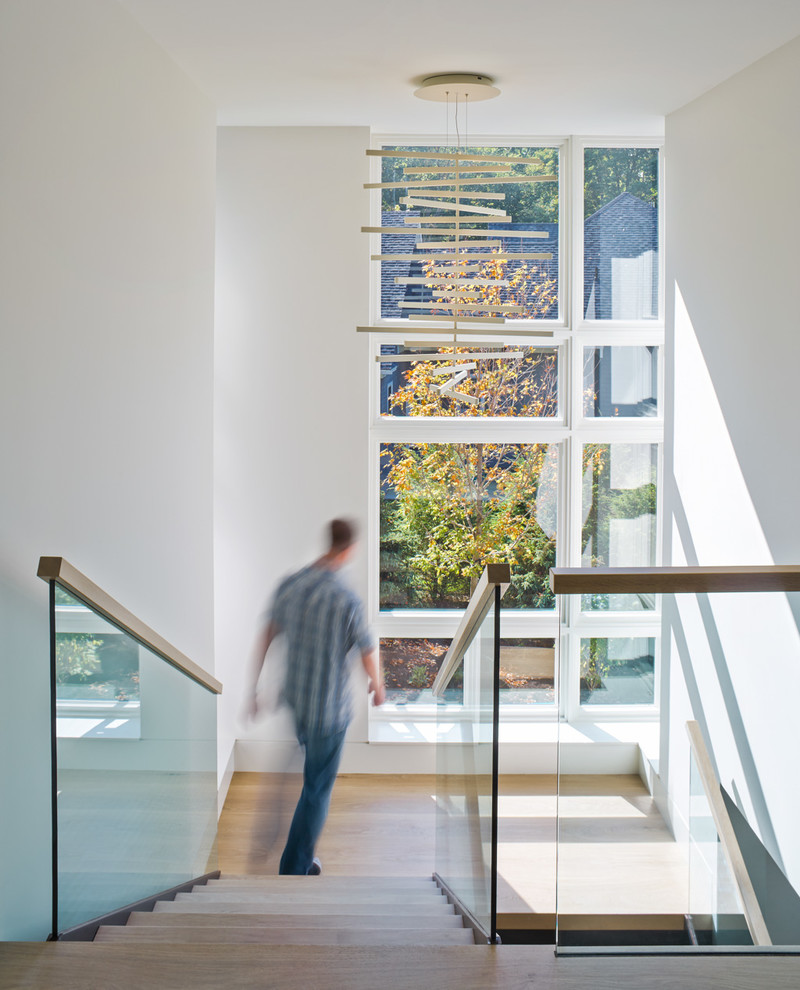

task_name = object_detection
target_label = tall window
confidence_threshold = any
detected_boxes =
[369,139,662,725]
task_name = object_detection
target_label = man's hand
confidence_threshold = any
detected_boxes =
[244,690,260,722]
[244,621,278,723]
[361,648,385,706]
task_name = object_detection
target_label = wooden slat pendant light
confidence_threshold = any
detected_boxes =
[360,73,557,406]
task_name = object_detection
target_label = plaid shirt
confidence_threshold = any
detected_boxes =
[269,564,372,736]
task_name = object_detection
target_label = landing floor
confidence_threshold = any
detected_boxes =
[218,772,688,919]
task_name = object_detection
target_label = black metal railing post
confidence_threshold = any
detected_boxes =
[48,579,59,940]
[490,583,501,944]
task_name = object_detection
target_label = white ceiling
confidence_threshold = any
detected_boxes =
[119,0,800,135]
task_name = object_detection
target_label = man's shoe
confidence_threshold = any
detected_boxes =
[307,857,322,876]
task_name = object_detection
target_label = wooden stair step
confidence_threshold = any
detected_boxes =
[127,911,465,930]
[212,876,436,888]
[198,884,443,895]
[186,889,444,905]
[95,925,475,945]
[160,897,453,916]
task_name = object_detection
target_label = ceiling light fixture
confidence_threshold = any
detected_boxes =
[413,72,501,103]
[358,74,557,406]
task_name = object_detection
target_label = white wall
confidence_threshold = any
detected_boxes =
[214,127,372,775]
[663,35,800,882]
[215,130,647,780]
[0,0,217,939]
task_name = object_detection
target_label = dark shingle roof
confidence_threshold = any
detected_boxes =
[583,192,658,319]
[380,211,421,319]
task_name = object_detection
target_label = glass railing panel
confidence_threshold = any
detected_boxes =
[54,585,217,934]
[677,588,800,949]
[579,635,656,707]
[498,637,556,705]
[435,590,498,941]
[552,570,800,953]
[688,744,750,946]
[379,637,463,707]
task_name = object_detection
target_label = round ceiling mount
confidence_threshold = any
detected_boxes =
[413,73,500,103]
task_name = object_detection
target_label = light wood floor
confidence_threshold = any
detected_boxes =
[5,942,800,990]
[6,774,798,990]
[218,772,688,919]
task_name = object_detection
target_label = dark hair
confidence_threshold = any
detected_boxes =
[329,518,356,553]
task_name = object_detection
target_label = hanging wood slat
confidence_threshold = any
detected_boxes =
[372,253,554,261]
[405,216,512,224]
[395,277,511,286]
[375,351,524,363]
[400,198,508,216]
[366,175,555,190]
[367,150,534,163]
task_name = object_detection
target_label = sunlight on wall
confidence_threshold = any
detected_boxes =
[669,282,800,887]
[672,283,770,567]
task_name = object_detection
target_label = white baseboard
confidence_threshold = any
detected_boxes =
[234,738,640,775]
[217,745,236,816]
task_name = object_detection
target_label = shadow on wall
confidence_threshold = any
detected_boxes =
[666,283,800,885]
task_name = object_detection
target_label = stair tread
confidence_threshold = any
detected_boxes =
[128,912,465,930]
[96,926,474,945]
[206,873,438,890]
[200,880,441,897]
[163,897,452,916]
[187,890,444,905]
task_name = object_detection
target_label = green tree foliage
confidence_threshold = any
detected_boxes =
[583,147,658,218]
[389,347,557,419]
[55,631,141,700]
[423,251,558,325]
[580,443,657,611]
[381,440,558,610]
[580,443,657,565]
[581,638,609,692]
[381,146,559,222]
[56,634,103,683]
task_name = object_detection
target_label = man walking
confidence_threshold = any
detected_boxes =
[248,519,384,875]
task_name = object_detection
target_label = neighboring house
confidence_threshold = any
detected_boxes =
[380,210,424,321]
[379,195,659,414]
[583,191,658,320]
[381,191,660,327]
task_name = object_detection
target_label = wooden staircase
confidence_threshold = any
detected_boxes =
[93,875,476,947]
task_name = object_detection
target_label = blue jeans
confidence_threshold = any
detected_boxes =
[279,723,347,875]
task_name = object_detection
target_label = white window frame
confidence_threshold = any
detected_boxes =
[367,135,664,732]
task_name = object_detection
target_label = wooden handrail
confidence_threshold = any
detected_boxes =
[38,556,222,695]
[686,721,771,946]
[431,563,511,699]
[549,565,800,595]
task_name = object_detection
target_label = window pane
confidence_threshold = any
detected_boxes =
[583,345,658,418]
[55,586,141,739]
[380,442,558,610]
[581,443,657,611]
[380,146,559,322]
[56,631,140,704]
[380,637,461,705]
[580,637,655,705]
[380,345,558,418]
[499,638,555,705]
[583,147,659,321]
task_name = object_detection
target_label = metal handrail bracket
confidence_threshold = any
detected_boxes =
[38,556,221,694]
